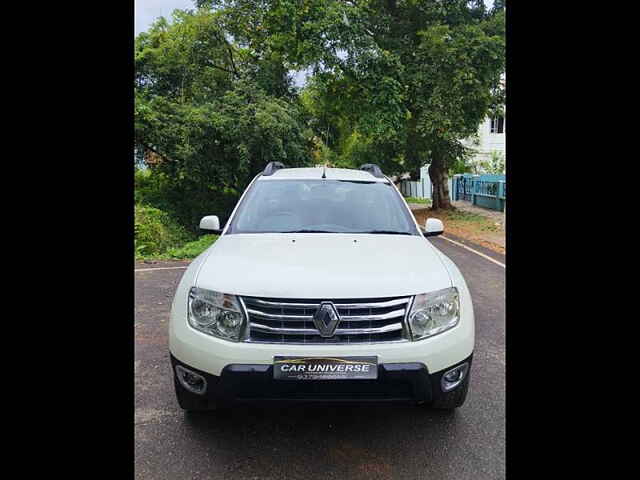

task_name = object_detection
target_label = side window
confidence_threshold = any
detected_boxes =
[490,116,505,134]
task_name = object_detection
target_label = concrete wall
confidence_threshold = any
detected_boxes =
[400,170,453,201]
[401,178,432,199]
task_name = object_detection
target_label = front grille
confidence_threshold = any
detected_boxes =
[240,296,412,344]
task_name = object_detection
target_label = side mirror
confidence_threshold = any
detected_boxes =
[199,215,221,233]
[424,218,444,237]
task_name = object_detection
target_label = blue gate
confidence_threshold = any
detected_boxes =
[452,174,506,212]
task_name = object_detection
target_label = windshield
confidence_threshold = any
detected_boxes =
[227,179,419,235]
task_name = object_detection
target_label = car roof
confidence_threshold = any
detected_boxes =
[258,167,388,183]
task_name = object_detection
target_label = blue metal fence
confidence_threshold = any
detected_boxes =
[452,174,506,211]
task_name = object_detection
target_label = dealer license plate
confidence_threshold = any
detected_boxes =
[273,356,378,380]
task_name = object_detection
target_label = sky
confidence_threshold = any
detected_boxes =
[135,0,195,36]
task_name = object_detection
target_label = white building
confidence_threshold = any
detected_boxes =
[463,72,506,174]
[462,114,506,174]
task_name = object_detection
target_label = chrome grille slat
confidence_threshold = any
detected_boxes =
[243,296,411,344]
[243,297,410,309]
[250,322,403,336]
[246,309,312,320]
[246,308,406,322]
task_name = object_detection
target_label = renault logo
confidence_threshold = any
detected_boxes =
[313,302,341,337]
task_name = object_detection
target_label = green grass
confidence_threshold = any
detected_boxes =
[163,234,219,259]
[443,209,488,222]
[425,208,501,233]
[404,196,431,205]
[137,234,219,261]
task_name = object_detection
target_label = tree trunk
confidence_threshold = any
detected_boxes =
[429,157,453,210]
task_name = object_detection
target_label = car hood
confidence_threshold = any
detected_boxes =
[195,234,451,299]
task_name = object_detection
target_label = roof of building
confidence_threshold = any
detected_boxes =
[259,167,388,182]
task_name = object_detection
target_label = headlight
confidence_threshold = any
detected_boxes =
[408,287,460,340]
[187,287,245,341]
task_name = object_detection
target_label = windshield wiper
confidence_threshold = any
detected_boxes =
[356,230,413,235]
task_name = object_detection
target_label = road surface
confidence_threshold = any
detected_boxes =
[134,238,505,479]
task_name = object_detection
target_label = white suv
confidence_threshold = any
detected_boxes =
[169,163,474,411]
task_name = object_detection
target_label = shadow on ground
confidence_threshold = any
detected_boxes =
[170,403,472,479]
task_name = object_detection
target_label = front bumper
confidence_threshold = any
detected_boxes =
[171,353,472,406]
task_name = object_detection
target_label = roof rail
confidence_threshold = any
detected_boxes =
[262,161,286,176]
[359,163,384,178]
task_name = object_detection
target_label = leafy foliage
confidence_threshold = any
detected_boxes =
[205,1,505,207]
[135,167,238,232]
[134,205,194,257]
[135,1,505,250]
[164,234,219,259]
[135,9,313,230]
[485,150,506,174]
[464,149,506,174]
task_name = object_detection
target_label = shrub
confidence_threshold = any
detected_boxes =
[164,234,219,259]
[135,167,239,234]
[134,205,194,257]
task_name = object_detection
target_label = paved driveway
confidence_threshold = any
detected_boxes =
[135,239,505,479]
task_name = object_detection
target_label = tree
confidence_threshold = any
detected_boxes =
[205,0,505,208]
[135,9,312,229]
